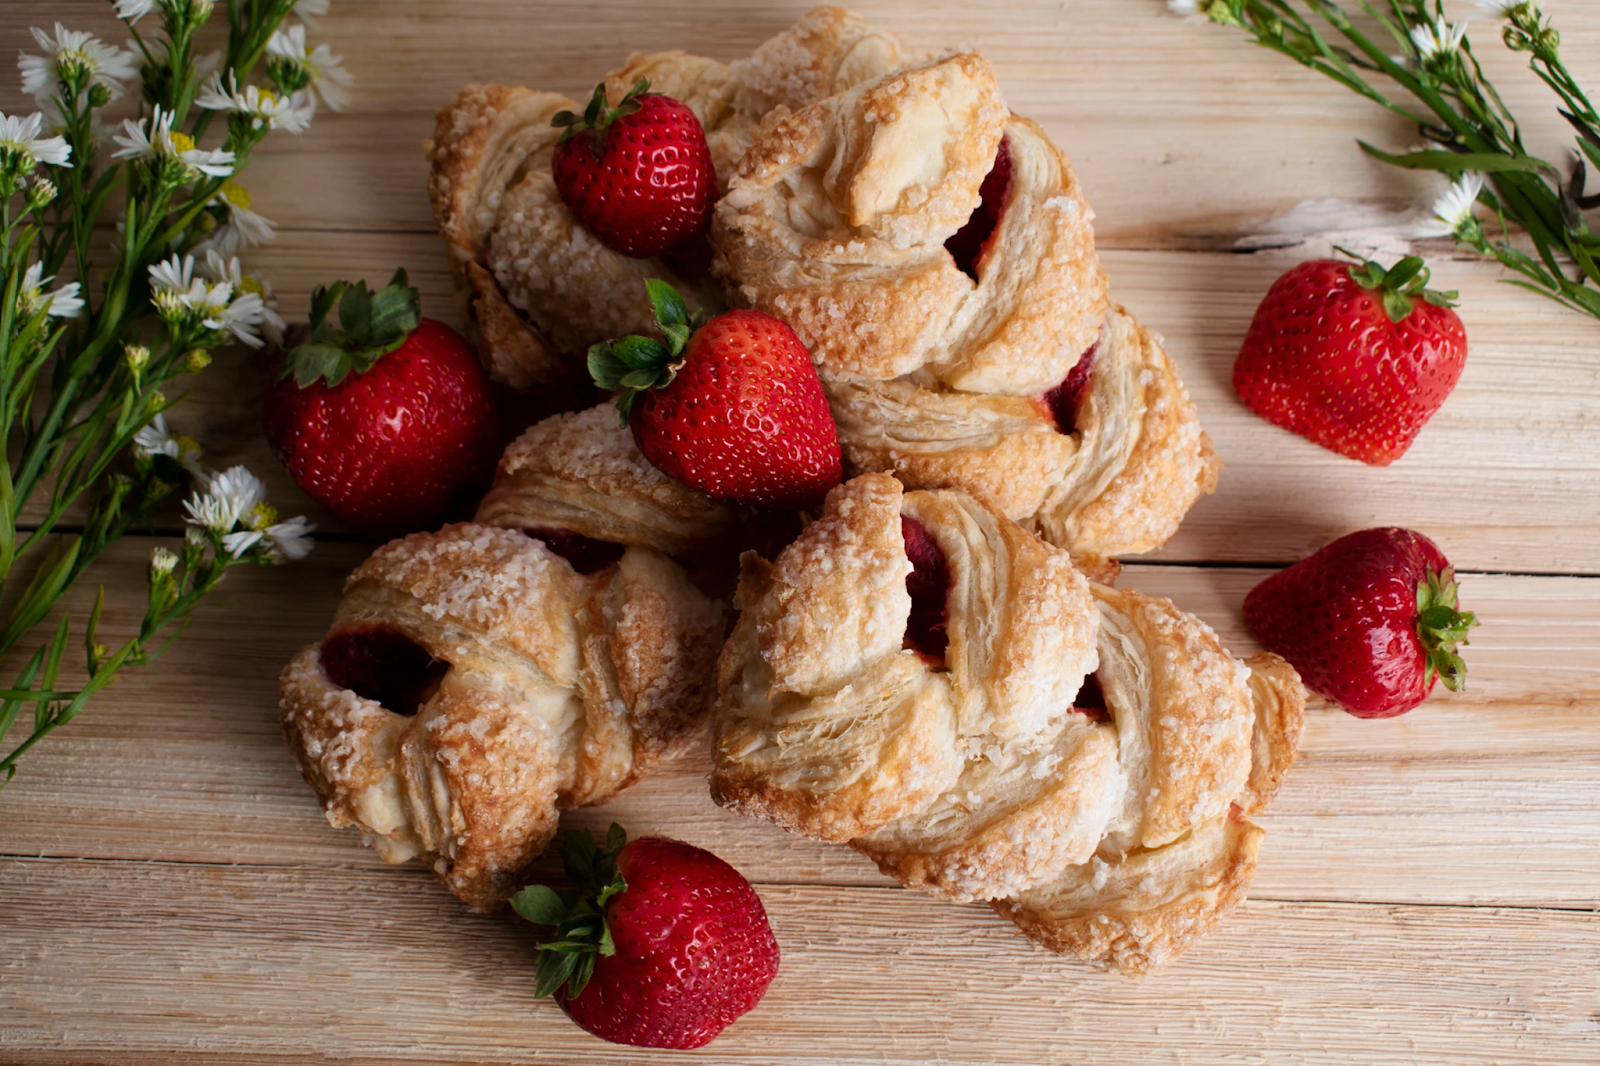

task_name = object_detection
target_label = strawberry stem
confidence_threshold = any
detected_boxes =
[511,823,629,1000]
[551,77,651,154]
[588,279,703,426]
[1415,567,1479,692]
[281,268,421,388]
[1336,247,1460,323]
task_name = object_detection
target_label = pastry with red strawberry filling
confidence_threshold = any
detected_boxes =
[711,52,1217,578]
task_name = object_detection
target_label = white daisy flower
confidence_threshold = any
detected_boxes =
[264,515,315,561]
[113,0,160,23]
[18,24,139,103]
[196,72,316,134]
[0,110,71,168]
[192,180,276,257]
[17,261,84,320]
[196,250,276,348]
[133,413,209,480]
[266,24,353,111]
[293,0,331,25]
[1418,172,1486,237]
[1410,19,1469,62]
[1167,0,1201,14]
[1475,0,1536,16]
[149,546,180,575]
[112,106,235,178]
[148,251,196,296]
[190,464,267,536]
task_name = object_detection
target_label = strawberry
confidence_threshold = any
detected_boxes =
[1232,255,1468,465]
[512,824,779,1050]
[1243,527,1479,719]
[262,270,499,539]
[588,280,842,509]
[551,78,717,259]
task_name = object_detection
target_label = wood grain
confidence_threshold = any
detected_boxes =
[3,2,1600,1063]
[3,858,1598,1066]
[3,541,1596,909]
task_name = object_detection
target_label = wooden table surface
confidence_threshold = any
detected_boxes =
[4,2,1599,1064]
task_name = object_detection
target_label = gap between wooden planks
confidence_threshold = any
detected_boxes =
[2,539,1597,910]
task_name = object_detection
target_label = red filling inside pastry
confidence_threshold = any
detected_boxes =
[1041,342,1099,435]
[945,137,1013,281]
[1072,673,1111,723]
[320,626,448,717]
[521,526,625,575]
[901,515,950,662]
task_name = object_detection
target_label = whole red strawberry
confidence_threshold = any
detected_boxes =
[1233,255,1468,465]
[589,279,842,509]
[551,78,716,259]
[512,824,779,1050]
[263,270,499,538]
[1244,527,1478,719]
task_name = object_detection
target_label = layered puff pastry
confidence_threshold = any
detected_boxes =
[425,6,914,393]
[710,53,1219,577]
[279,521,723,908]
[710,473,1303,972]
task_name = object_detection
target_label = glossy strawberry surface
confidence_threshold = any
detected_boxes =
[263,318,499,538]
[552,93,716,259]
[1245,527,1458,718]
[631,309,842,509]
[556,837,779,1049]
[1233,259,1468,465]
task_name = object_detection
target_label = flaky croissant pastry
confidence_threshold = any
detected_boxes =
[279,521,722,908]
[711,53,1219,577]
[425,6,914,392]
[710,473,1302,971]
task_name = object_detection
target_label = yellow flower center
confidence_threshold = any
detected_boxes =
[170,131,196,154]
[220,180,252,209]
[247,502,279,531]
[238,276,266,297]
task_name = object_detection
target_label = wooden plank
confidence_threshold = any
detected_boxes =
[102,234,1600,575]
[2,857,1597,1066]
[6,1,1598,248]
[3,540,1597,909]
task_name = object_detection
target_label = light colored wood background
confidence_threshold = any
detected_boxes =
[2,2,1598,1064]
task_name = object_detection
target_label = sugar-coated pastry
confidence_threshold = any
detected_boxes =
[710,474,1304,969]
[279,523,723,908]
[710,52,1218,576]
[474,402,741,559]
[424,7,913,392]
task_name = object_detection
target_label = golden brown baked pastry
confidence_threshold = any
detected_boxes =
[710,53,1219,576]
[710,474,1303,970]
[279,522,723,908]
[424,7,914,393]
[474,401,741,559]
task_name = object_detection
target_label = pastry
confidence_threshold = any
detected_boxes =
[710,53,1219,576]
[279,521,723,908]
[710,473,1303,970]
[424,6,914,393]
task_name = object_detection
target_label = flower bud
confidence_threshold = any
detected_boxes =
[183,348,212,373]
[1538,27,1559,51]
[124,343,151,373]
[150,547,180,576]
[26,178,57,211]
[89,83,113,109]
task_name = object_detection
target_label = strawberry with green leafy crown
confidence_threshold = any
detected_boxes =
[1243,527,1479,719]
[1233,254,1468,465]
[512,824,779,1050]
[262,270,499,538]
[589,280,842,509]
[551,78,717,259]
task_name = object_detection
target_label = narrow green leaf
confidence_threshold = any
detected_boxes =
[289,344,349,389]
[587,342,630,390]
[1358,142,1555,175]
[534,949,578,999]
[605,822,626,855]
[550,110,578,128]
[1381,288,1415,323]
[308,282,344,332]
[615,390,638,427]
[1383,256,1424,290]
[567,951,597,999]
[619,368,663,389]
[510,884,569,927]
[337,279,373,339]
